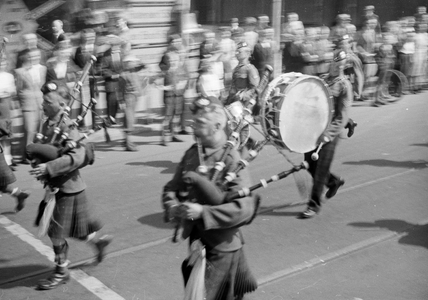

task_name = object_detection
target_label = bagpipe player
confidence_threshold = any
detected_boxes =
[161,96,259,299]
[28,80,112,290]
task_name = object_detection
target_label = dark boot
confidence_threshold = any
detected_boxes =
[12,189,30,213]
[37,242,70,290]
[93,235,113,263]
[36,265,70,290]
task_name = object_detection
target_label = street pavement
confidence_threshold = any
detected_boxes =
[0,92,427,300]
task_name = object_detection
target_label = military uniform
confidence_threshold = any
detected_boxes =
[227,62,260,105]
[303,74,352,214]
[162,141,258,300]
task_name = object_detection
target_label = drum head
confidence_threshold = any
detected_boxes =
[261,73,333,153]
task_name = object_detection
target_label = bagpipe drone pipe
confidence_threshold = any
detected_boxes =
[26,56,113,169]
[171,65,281,242]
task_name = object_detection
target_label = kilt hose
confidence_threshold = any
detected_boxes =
[304,136,340,210]
[0,150,16,187]
[182,247,257,300]
[47,190,103,240]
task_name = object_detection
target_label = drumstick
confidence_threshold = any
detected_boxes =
[311,142,324,161]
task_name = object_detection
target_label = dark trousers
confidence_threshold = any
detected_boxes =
[304,137,340,210]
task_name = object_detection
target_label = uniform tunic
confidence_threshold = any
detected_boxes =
[162,142,258,299]
[304,75,352,210]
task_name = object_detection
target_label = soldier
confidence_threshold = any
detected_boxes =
[300,50,352,218]
[226,42,260,106]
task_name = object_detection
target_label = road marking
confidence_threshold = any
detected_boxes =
[0,215,125,300]
[258,217,428,287]
[337,168,416,195]
[0,168,423,291]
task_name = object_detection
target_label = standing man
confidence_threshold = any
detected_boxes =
[300,50,352,218]
[226,42,260,107]
[30,80,112,290]
[159,34,188,146]
[162,96,258,300]
[15,33,46,69]
[51,20,66,46]
[101,36,126,139]
[15,49,47,162]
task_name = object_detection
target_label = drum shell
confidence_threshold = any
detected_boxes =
[261,72,333,153]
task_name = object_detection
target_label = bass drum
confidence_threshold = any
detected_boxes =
[260,72,334,153]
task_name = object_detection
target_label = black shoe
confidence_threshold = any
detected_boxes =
[125,143,138,152]
[326,178,345,199]
[15,191,30,213]
[179,130,190,135]
[172,136,184,142]
[300,207,318,219]
[9,165,16,172]
[94,235,112,263]
[36,271,70,290]
[345,119,357,138]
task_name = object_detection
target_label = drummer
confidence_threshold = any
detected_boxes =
[300,49,353,219]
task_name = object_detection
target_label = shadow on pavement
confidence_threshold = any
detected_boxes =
[348,219,428,250]
[126,160,178,174]
[137,212,174,229]
[410,142,428,148]
[343,159,428,169]
[0,264,50,288]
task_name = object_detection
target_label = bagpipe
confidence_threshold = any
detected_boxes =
[170,68,357,242]
[26,56,113,168]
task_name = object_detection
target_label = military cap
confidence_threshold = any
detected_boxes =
[364,5,375,11]
[191,96,223,113]
[41,80,71,100]
[231,17,239,23]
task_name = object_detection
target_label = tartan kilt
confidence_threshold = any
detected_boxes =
[164,91,184,116]
[0,151,16,187]
[182,248,257,300]
[48,190,103,240]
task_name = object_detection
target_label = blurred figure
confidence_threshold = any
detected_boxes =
[101,36,126,137]
[251,28,275,78]
[0,58,16,167]
[255,15,270,33]
[373,33,396,106]
[414,6,427,25]
[51,20,66,45]
[159,34,189,146]
[329,14,351,44]
[356,18,381,100]
[230,17,241,37]
[363,5,381,34]
[281,12,305,73]
[16,33,46,69]
[120,44,146,151]
[398,32,415,90]
[315,26,334,75]
[410,23,428,93]
[301,27,320,75]
[243,17,259,53]
[218,27,237,93]
[15,49,47,161]
[46,41,80,84]
[197,59,223,99]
